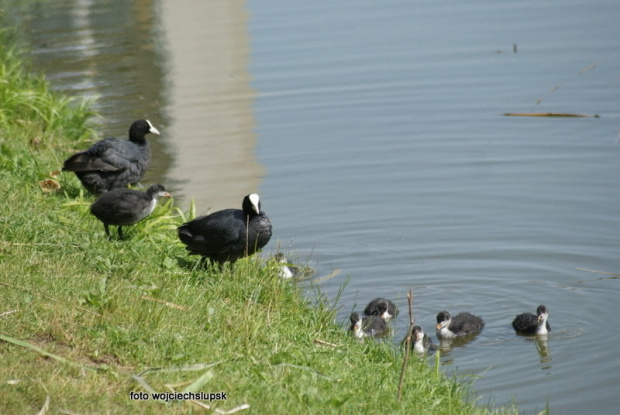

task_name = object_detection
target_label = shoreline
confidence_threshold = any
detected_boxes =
[0,20,511,414]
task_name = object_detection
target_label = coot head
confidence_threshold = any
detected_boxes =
[129,119,160,141]
[536,305,549,322]
[364,298,398,321]
[243,193,261,216]
[411,325,434,354]
[145,183,169,198]
[413,325,425,341]
[436,310,451,329]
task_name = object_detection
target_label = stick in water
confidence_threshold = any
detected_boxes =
[397,289,415,400]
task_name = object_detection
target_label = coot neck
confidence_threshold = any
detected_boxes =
[129,136,149,145]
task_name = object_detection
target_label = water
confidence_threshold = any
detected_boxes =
[9,0,620,413]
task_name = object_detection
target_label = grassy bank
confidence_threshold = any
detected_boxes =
[0,29,511,414]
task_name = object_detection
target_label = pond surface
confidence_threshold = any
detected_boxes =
[11,0,620,413]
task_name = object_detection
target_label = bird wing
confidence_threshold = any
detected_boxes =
[179,210,244,255]
[452,313,484,334]
[512,313,536,331]
[63,138,137,172]
[105,191,148,223]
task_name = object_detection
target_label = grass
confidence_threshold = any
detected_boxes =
[0,25,516,415]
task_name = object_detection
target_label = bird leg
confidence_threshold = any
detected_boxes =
[104,224,111,239]
[244,214,250,258]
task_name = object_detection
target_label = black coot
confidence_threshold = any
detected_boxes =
[436,310,484,340]
[349,312,387,339]
[364,298,398,321]
[90,184,170,239]
[178,194,272,265]
[63,120,159,195]
[512,305,551,335]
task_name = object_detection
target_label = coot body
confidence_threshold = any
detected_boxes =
[436,311,484,340]
[63,120,159,195]
[90,184,170,239]
[350,312,387,339]
[512,305,551,335]
[364,298,398,321]
[178,194,272,265]
[411,325,433,354]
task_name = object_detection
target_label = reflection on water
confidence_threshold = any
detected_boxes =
[534,336,551,366]
[9,0,262,211]
[15,0,170,181]
[159,0,262,211]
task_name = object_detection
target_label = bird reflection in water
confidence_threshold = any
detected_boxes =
[534,335,552,368]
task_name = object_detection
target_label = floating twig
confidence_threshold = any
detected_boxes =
[576,267,620,277]
[576,267,620,282]
[533,60,604,105]
[503,112,599,118]
[579,60,604,75]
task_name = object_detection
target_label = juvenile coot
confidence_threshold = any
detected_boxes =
[436,310,484,340]
[364,298,398,321]
[411,325,433,354]
[90,184,170,239]
[63,120,159,195]
[349,312,387,339]
[178,194,272,265]
[512,305,551,335]
[272,253,314,279]
[274,253,298,279]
